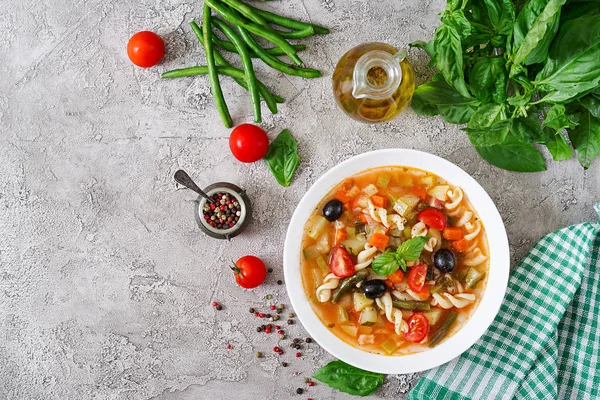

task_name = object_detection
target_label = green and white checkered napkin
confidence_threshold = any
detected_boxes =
[408,203,600,400]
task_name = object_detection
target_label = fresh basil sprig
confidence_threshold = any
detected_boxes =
[371,236,429,276]
[410,0,600,171]
[312,360,385,397]
[263,129,300,186]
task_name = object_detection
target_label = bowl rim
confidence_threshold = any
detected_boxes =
[283,149,509,374]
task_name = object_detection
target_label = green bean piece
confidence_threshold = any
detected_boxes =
[237,27,321,78]
[202,6,232,128]
[392,299,431,311]
[431,276,453,294]
[212,36,307,58]
[331,270,369,303]
[428,310,457,348]
[205,0,302,65]
[191,21,282,110]
[211,18,261,123]
[245,4,329,34]
[275,27,316,40]
[219,0,273,30]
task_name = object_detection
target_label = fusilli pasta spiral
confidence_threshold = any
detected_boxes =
[367,200,406,230]
[355,243,378,271]
[431,293,475,309]
[411,222,438,252]
[376,293,408,335]
[445,187,463,217]
[316,273,340,302]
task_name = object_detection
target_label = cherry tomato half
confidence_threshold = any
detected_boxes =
[229,124,269,163]
[417,208,447,230]
[329,246,355,278]
[407,264,428,293]
[127,31,165,68]
[404,312,429,342]
[233,255,267,289]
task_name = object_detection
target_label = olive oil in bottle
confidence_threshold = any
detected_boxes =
[332,42,415,123]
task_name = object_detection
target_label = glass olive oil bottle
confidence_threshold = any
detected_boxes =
[332,42,415,123]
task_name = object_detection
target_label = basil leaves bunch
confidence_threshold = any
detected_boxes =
[371,236,429,276]
[411,0,600,171]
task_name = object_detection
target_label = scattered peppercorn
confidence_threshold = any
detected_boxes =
[281,362,288,367]
[270,305,276,310]
[256,326,263,332]
[293,338,300,344]
[308,381,314,387]
[265,314,271,319]
[267,268,273,273]
[273,346,281,353]
[279,334,285,340]
[212,301,218,307]
[249,307,255,313]
[259,313,266,318]
[273,315,280,321]
[227,344,232,350]
[267,324,273,329]
[303,377,310,383]
[266,294,273,300]
[277,330,284,335]
[296,388,304,394]
[305,338,312,343]
[215,304,223,311]
[275,325,281,330]
[287,319,294,325]
[296,352,301,357]
[277,280,283,285]
[255,351,262,358]
[255,311,260,317]
[265,328,271,334]
[289,312,295,318]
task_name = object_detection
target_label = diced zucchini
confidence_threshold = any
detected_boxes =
[376,174,391,188]
[363,184,378,197]
[358,325,373,335]
[316,256,328,273]
[393,195,420,216]
[354,292,374,312]
[340,324,358,337]
[338,306,349,323]
[465,267,485,289]
[315,233,331,253]
[428,185,450,201]
[346,227,356,238]
[358,334,375,345]
[303,245,321,260]
[307,216,329,239]
[311,268,322,288]
[424,308,445,326]
[359,306,378,326]
[341,235,367,256]
[380,338,399,355]
[420,175,435,188]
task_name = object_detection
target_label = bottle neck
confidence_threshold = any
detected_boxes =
[352,50,403,100]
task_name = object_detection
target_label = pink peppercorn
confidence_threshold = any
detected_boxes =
[265,328,271,334]
[308,381,314,387]
[270,305,276,310]
[227,344,232,350]
[296,352,301,357]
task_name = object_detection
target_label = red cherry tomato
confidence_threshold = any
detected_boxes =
[417,208,447,230]
[229,124,270,163]
[407,264,428,293]
[404,312,429,342]
[127,31,165,68]
[329,246,355,278]
[233,255,267,289]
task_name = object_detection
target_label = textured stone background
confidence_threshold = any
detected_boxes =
[1,0,599,399]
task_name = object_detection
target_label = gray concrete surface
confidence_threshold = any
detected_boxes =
[1,0,599,399]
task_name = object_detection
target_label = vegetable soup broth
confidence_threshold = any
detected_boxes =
[300,167,489,355]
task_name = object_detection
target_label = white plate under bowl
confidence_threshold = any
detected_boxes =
[283,149,509,374]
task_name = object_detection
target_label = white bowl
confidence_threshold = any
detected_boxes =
[283,149,509,374]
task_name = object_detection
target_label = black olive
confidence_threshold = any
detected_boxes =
[434,248,456,273]
[322,199,344,221]
[362,279,387,299]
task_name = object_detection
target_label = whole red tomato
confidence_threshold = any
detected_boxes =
[127,31,165,68]
[229,124,269,163]
[233,255,267,289]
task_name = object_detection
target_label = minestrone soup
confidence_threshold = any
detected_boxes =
[300,166,489,355]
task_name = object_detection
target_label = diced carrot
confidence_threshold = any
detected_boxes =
[360,213,368,224]
[335,229,348,246]
[443,227,464,241]
[369,232,390,249]
[371,195,388,208]
[343,202,351,211]
[411,186,428,200]
[385,279,395,289]
[336,190,351,203]
[387,270,405,284]
[452,238,470,252]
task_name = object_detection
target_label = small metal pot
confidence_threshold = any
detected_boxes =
[194,182,252,240]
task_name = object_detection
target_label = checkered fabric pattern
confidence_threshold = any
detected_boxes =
[408,204,600,400]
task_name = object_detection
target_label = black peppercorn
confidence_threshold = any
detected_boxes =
[256,326,263,332]
[282,362,288,367]
[215,304,222,311]
[277,280,283,285]
[296,388,303,394]
[249,307,255,313]
[267,268,273,273]
[287,319,294,325]
[305,337,312,343]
